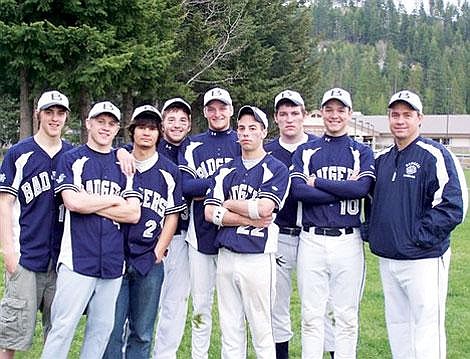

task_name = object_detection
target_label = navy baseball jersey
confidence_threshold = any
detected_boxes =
[205,154,289,254]
[368,137,467,260]
[0,137,73,272]
[54,145,142,279]
[125,153,186,276]
[158,137,190,233]
[290,134,375,228]
[264,133,317,228]
[178,129,240,254]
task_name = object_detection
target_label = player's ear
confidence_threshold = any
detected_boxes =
[262,127,268,139]
[85,118,92,130]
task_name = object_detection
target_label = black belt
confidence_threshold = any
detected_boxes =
[279,227,301,236]
[303,226,354,236]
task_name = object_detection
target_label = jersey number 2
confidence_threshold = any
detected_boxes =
[143,220,157,238]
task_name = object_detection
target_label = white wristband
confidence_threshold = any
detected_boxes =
[248,199,261,219]
[212,206,228,227]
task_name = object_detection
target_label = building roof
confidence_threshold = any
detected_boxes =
[362,114,470,136]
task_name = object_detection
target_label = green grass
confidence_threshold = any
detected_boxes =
[6,171,470,358]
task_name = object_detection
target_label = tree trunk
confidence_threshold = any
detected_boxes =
[79,88,90,144]
[121,91,133,144]
[19,67,32,139]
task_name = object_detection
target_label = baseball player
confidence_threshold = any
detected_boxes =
[367,90,468,359]
[290,88,375,359]
[41,101,142,359]
[178,88,240,358]
[204,105,290,358]
[153,97,192,359]
[264,89,318,359]
[0,90,73,358]
[104,105,186,358]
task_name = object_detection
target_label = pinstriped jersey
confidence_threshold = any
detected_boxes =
[264,133,317,228]
[290,134,375,228]
[158,138,189,233]
[0,137,73,272]
[178,129,240,254]
[368,136,468,260]
[205,154,289,254]
[54,145,142,279]
[125,153,186,276]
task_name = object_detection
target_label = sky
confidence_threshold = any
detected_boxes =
[394,0,467,13]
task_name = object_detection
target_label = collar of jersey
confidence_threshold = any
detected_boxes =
[208,128,233,136]
[323,133,349,142]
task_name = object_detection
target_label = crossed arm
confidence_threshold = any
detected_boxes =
[204,198,275,228]
[61,189,141,224]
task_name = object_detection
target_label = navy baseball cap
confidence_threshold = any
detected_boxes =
[237,105,268,129]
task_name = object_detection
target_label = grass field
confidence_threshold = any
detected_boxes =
[6,171,470,358]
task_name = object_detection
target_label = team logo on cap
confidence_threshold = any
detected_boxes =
[211,89,223,97]
[50,92,64,101]
[330,89,344,97]
[102,102,116,111]
[397,91,412,99]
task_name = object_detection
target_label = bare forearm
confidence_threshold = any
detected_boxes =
[0,194,19,272]
[154,214,179,262]
[223,198,275,218]
[62,190,122,214]
[205,204,271,228]
[96,198,141,223]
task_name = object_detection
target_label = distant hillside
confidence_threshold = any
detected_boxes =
[310,0,469,114]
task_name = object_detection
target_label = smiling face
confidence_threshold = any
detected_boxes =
[86,114,120,152]
[37,105,68,139]
[321,99,352,137]
[388,101,422,149]
[162,107,191,145]
[204,100,233,131]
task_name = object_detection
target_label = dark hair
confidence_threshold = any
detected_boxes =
[275,99,306,113]
[128,116,162,146]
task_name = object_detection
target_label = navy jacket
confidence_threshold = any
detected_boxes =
[368,137,467,260]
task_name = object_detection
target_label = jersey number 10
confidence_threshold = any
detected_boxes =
[339,199,360,216]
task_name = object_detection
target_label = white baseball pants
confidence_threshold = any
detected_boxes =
[379,248,450,359]
[153,232,190,359]
[297,228,365,359]
[188,245,218,359]
[217,248,276,359]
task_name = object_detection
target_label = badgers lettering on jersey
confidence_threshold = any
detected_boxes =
[315,166,354,181]
[85,179,122,196]
[141,188,168,218]
[196,158,233,178]
[230,183,259,200]
[21,171,51,204]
